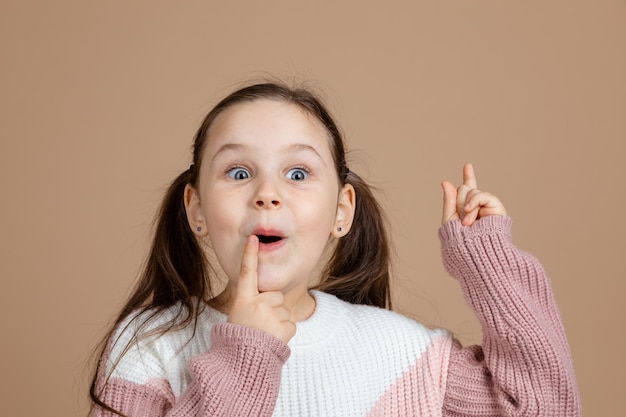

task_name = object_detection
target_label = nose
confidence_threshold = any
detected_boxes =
[256,198,280,208]
[254,178,281,209]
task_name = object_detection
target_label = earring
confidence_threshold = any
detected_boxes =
[337,226,343,232]
[196,226,202,232]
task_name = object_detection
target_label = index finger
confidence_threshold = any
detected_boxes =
[463,163,478,189]
[237,235,259,296]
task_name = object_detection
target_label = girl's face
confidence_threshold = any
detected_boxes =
[185,99,355,300]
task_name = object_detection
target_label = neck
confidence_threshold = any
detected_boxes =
[209,285,316,323]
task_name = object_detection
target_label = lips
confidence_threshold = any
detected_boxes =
[257,235,283,244]
[252,228,287,251]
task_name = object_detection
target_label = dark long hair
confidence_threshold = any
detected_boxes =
[89,81,391,415]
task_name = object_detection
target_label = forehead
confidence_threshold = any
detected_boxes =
[204,99,334,159]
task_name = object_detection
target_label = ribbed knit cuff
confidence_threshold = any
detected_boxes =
[186,322,291,415]
[210,322,291,363]
[438,216,513,249]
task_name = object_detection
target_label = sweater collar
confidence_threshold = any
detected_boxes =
[289,290,343,347]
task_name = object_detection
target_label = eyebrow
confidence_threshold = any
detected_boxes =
[211,143,245,163]
[290,143,326,164]
[211,142,327,165]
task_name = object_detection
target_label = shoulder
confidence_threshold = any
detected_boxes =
[105,300,225,383]
[311,291,450,347]
[304,291,454,384]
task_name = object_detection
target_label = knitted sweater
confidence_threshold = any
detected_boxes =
[93,217,581,416]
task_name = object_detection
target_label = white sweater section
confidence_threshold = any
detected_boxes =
[108,290,453,416]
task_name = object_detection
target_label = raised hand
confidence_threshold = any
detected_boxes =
[226,235,296,344]
[441,163,507,226]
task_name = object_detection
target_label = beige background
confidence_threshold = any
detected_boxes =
[1,1,624,415]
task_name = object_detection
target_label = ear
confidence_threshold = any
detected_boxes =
[184,184,208,237]
[332,183,356,238]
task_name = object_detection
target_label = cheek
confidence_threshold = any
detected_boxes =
[203,200,244,280]
[203,185,248,232]
[204,196,236,234]
[297,193,338,235]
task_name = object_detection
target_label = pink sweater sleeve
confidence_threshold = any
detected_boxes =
[94,322,290,417]
[438,216,581,416]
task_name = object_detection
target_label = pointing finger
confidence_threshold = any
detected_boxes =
[237,235,259,296]
[463,163,478,189]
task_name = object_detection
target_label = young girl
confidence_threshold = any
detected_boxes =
[89,82,581,416]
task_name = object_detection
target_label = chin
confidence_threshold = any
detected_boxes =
[256,279,288,293]
[256,270,296,294]
[255,261,311,294]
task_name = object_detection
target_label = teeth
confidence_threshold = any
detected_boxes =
[257,235,282,244]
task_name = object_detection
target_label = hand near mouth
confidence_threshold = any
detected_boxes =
[226,235,297,344]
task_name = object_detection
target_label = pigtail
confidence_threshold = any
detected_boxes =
[318,170,391,309]
[89,168,210,416]
[122,167,209,316]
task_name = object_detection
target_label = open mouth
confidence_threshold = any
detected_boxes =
[256,235,283,244]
